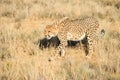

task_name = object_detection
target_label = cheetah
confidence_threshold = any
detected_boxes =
[44,17,103,58]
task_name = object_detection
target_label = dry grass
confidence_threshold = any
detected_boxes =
[0,0,120,80]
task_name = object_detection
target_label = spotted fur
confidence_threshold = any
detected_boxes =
[44,17,101,58]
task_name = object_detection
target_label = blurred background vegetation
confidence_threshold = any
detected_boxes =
[0,0,120,80]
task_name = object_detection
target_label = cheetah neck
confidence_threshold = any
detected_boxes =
[57,19,71,30]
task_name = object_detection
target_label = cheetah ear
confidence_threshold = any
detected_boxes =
[59,17,69,23]
[54,17,69,28]
[55,17,69,25]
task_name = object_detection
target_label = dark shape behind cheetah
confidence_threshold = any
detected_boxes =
[39,36,85,49]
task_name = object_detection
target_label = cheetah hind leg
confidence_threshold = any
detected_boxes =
[86,35,96,59]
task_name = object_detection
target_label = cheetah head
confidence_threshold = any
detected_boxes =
[44,25,59,39]
[44,17,69,39]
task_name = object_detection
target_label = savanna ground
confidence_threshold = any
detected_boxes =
[0,0,120,80]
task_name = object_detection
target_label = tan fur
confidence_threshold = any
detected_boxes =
[44,17,100,58]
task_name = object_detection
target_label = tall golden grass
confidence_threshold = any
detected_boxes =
[0,0,120,80]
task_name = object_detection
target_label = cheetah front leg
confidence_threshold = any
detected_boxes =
[57,40,67,56]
